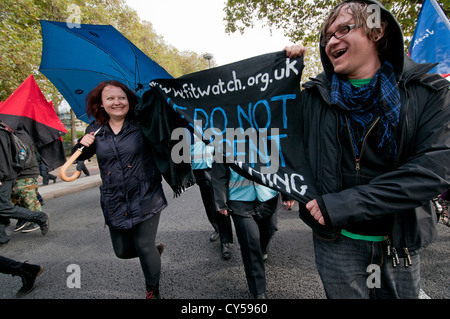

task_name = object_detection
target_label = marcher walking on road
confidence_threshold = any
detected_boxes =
[211,163,291,298]
[284,0,450,298]
[37,152,57,186]
[11,128,43,233]
[73,139,90,177]
[76,80,167,299]
[0,255,43,297]
[435,189,449,227]
[191,139,233,259]
[0,121,50,246]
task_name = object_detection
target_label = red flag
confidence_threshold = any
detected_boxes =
[0,75,67,170]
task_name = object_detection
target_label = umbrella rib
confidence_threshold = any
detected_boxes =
[122,37,141,90]
[38,68,133,83]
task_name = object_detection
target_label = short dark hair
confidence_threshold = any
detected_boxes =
[85,80,138,125]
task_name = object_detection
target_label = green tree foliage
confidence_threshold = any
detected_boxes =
[224,0,449,80]
[0,0,213,105]
[224,0,449,44]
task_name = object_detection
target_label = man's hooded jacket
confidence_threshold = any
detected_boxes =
[298,0,450,256]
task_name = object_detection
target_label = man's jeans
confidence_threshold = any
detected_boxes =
[313,234,421,299]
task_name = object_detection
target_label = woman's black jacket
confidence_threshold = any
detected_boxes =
[76,120,167,230]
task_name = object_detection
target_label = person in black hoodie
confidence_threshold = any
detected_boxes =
[76,80,167,299]
[0,121,49,246]
[11,128,43,233]
[284,0,449,298]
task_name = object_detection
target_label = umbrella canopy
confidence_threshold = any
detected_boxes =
[0,75,67,171]
[39,20,173,123]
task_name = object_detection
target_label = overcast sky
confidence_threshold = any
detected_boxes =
[124,0,291,66]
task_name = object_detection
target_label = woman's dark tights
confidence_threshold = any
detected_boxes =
[109,213,161,286]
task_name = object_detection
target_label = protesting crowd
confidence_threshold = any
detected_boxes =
[1,0,449,300]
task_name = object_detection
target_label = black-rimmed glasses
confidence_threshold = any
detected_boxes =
[321,24,358,47]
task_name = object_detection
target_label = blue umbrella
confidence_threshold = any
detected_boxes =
[39,20,173,123]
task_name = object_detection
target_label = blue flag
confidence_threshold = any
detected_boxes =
[409,0,450,74]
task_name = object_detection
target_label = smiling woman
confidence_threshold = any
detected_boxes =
[85,80,138,127]
[100,85,130,133]
[74,80,169,299]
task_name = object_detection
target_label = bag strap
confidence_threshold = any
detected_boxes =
[0,121,15,133]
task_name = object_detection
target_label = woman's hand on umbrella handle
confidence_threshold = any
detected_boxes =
[61,128,100,182]
[80,132,95,147]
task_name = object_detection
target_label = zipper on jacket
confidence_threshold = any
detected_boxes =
[108,129,130,219]
[397,82,414,269]
[394,80,409,168]
[335,110,344,188]
[344,116,380,178]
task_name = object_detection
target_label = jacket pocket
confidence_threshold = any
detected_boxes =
[99,172,121,227]
[99,185,114,225]
[136,174,166,215]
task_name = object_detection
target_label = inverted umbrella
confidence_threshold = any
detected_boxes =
[39,20,172,123]
[0,75,67,171]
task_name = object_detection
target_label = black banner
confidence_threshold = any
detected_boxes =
[137,51,317,204]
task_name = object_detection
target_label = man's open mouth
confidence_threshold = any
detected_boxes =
[333,49,347,59]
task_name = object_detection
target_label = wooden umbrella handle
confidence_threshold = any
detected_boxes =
[59,127,102,182]
[59,149,82,182]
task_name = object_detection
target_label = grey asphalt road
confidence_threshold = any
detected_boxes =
[1,178,449,302]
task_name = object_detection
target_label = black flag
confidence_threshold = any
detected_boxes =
[136,51,317,204]
[0,75,67,171]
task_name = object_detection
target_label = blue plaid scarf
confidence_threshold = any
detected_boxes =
[331,61,401,159]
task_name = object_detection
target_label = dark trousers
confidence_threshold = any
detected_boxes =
[194,169,233,244]
[38,162,56,185]
[0,255,22,275]
[232,213,278,295]
[0,179,47,244]
[109,213,161,286]
[229,196,279,295]
[76,161,90,176]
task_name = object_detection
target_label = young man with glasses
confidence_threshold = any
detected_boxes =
[285,0,449,298]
